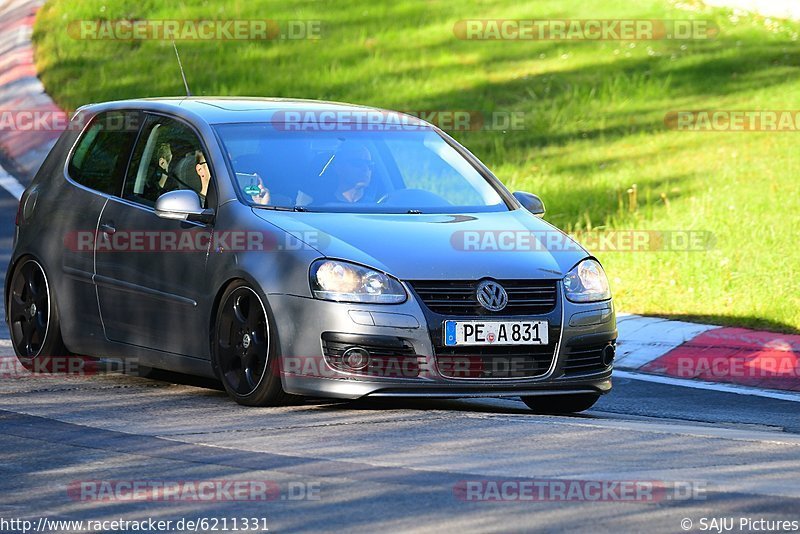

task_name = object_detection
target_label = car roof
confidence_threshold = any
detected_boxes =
[76,97,430,127]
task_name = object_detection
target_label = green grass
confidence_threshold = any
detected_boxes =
[33,0,800,332]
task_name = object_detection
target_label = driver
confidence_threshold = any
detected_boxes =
[330,142,374,203]
[195,150,212,206]
[239,172,271,205]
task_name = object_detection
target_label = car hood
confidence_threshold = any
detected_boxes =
[252,208,589,280]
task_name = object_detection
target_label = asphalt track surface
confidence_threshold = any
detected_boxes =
[0,176,798,533]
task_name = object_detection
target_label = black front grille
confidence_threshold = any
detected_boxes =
[321,333,421,378]
[409,279,558,316]
[562,343,613,376]
[435,344,557,379]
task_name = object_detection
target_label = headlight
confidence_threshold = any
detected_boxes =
[563,259,611,303]
[310,259,407,304]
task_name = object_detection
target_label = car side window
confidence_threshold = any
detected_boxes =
[68,111,140,196]
[123,115,212,208]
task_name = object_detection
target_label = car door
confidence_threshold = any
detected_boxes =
[94,113,217,357]
[57,110,141,350]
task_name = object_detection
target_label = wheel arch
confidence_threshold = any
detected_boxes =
[4,252,70,360]
[207,275,282,377]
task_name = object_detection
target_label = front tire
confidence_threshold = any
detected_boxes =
[521,394,600,414]
[7,257,70,371]
[211,281,287,406]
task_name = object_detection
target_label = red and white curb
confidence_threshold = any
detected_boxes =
[616,314,800,402]
[0,164,24,198]
[0,0,59,196]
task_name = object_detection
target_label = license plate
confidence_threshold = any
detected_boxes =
[443,320,548,346]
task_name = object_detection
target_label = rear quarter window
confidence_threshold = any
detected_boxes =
[68,111,141,195]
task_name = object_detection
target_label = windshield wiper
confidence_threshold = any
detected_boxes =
[252,205,310,212]
[407,209,422,214]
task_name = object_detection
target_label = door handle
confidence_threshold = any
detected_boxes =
[100,223,116,235]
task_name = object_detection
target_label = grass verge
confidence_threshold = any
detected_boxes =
[33,0,800,332]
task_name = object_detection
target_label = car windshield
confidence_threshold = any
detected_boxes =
[214,123,508,213]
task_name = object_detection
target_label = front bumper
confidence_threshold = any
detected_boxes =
[267,290,616,400]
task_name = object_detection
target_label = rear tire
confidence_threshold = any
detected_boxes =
[521,394,600,414]
[7,257,71,371]
[211,281,288,406]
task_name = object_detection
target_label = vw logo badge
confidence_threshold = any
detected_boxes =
[476,280,508,312]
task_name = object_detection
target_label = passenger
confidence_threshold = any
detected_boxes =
[155,143,172,188]
[143,143,176,200]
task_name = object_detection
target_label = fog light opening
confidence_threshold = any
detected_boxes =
[601,344,616,367]
[342,347,371,371]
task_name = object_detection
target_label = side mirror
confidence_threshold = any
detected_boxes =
[513,191,546,217]
[155,190,214,224]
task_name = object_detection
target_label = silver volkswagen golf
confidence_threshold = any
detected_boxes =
[5,98,616,412]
